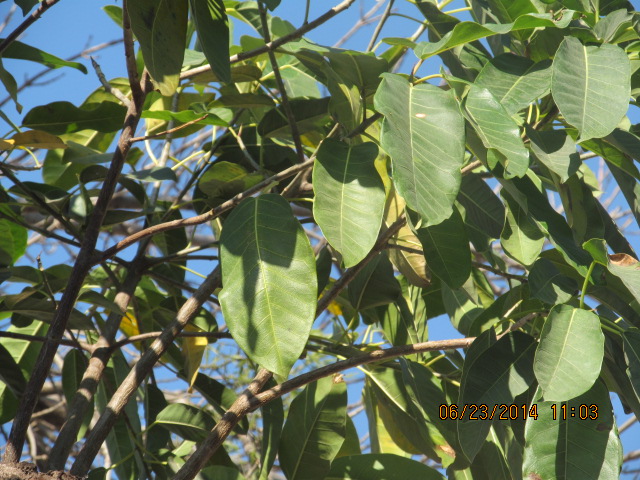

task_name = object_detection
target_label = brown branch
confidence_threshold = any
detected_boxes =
[180,0,357,80]
[0,0,61,56]
[461,159,483,175]
[122,1,141,102]
[129,114,209,143]
[258,1,305,163]
[2,65,152,465]
[70,266,222,476]
[89,56,131,107]
[172,217,407,479]
[173,336,474,480]
[95,156,316,265]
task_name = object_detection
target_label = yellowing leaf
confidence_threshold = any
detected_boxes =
[0,130,67,150]
[327,301,343,316]
[120,312,140,338]
[182,324,208,393]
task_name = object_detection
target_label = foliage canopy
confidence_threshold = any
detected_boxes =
[1,0,640,479]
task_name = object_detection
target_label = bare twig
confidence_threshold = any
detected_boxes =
[0,0,61,56]
[258,1,305,163]
[334,0,386,48]
[90,56,131,107]
[129,114,209,143]
[367,0,394,52]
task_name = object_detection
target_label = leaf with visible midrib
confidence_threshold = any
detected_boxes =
[313,139,385,267]
[551,36,630,141]
[190,0,230,83]
[374,73,465,225]
[127,0,188,96]
[219,194,317,377]
[279,377,347,480]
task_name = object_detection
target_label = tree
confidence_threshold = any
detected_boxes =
[0,0,639,478]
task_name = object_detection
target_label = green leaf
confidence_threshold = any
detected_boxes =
[259,379,283,480]
[583,238,609,266]
[326,454,446,480]
[278,377,347,480]
[124,166,177,182]
[606,253,640,311]
[442,278,483,336]
[374,73,465,225]
[190,0,230,83]
[0,291,93,329]
[551,36,630,141]
[348,253,401,311]
[23,101,127,135]
[623,328,640,400]
[527,127,580,182]
[155,403,216,441]
[145,383,170,452]
[0,213,27,267]
[13,0,38,15]
[313,140,385,267]
[500,190,544,266]
[534,305,605,401]
[413,207,471,289]
[528,258,578,305]
[257,97,330,138]
[458,332,537,461]
[0,58,20,112]
[475,54,551,116]
[62,349,93,440]
[414,12,574,59]
[465,86,529,178]
[336,416,361,458]
[2,40,88,74]
[196,161,263,208]
[0,344,26,398]
[522,381,622,480]
[219,194,317,377]
[127,0,188,96]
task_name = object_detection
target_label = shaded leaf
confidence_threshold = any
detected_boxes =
[528,258,578,305]
[23,101,127,135]
[327,454,445,480]
[2,40,87,73]
[190,0,230,83]
[279,377,347,480]
[527,127,580,182]
[127,0,188,95]
[500,190,544,266]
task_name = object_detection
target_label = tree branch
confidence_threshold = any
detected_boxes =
[180,0,357,80]
[70,266,222,476]
[2,65,152,465]
[257,1,305,164]
[0,0,61,56]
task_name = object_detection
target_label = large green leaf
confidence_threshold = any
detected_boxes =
[374,73,465,225]
[62,349,93,441]
[413,207,471,289]
[413,12,574,59]
[190,0,230,83]
[278,377,347,480]
[522,381,622,480]
[458,332,537,462]
[259,379,283,480]
[313,140,385,267]
[534,305,604,401]
[326,454,446,480]
[348,253,401,311]
[528,258,578,305]
[475,54,551,116]
[127,0,188,96]
[465,86,529,178]
[551,36,630,141]
[257,97,330,138]
[0,344,26,398]
[22,101,127,135]
[500,190,544,267]
[219,194,317,377]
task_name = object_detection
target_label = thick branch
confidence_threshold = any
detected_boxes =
[180,0,357,80]
[70,267,222,476]
[2,71,152,465]
[173,337,474,480]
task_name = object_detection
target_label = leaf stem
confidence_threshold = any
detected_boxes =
[580,261,596,309]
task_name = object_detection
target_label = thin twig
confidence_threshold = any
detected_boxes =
[180,0,358,80]
[0,0,61,56]
[90,56,131,107]
[129,114,209,143]
[366,0,394,52]
[258,1,305,163]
